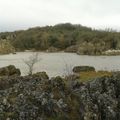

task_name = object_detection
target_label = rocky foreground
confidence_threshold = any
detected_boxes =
[0,68,119,120]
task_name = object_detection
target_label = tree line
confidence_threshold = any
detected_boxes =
[0,23,120,54]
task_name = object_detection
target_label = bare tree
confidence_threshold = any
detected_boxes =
[63,62,73,77]
[62,57,73,77]
[23,52,40,75]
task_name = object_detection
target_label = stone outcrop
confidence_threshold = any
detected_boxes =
[0,72,120,120]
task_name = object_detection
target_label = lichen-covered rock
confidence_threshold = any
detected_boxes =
[0,73,120,120]
[32,72,49,80]
[0,65,21,76]
[73,75,120,120]
[73,66,95,73]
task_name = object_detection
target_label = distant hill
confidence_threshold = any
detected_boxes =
[0,23,120,55]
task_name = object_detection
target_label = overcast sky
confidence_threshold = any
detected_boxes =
[0,0,120,32]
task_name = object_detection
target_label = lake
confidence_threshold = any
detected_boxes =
[0,52,120,77]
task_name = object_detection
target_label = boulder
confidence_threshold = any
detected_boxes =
[73,66,95,73]
[0,65,21,76]
[32,72,49,80]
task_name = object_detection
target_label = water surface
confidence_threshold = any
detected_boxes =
[0,52,120,77]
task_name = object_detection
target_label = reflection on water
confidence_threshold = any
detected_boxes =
[0,52,120,77]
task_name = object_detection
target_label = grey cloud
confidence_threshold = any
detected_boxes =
[0,0,120,31]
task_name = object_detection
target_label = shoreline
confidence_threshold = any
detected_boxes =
[1,50,120,57]
[14,50,120,56]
